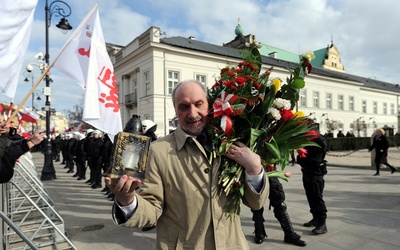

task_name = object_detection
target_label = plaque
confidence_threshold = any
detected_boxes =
[108,132,151,180]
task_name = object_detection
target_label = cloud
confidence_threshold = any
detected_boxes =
[13,0,400,114]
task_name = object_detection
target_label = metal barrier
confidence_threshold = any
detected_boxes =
[1,152,76,250]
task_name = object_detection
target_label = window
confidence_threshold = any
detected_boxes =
[144,71,150,96]
[338,95,344,110]
[373,101,377,114]
[362,100,367,113]
[391,103,395,115]
[132,78,137,96]
[299,89,307,107]
[326,93,332,109]
[313,91,319,108]
[168,71,180,95]
[383,103,387,115]
[196,74,206,85]
[349,96,354,111]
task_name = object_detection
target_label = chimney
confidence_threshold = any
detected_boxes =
[268,52,277,58]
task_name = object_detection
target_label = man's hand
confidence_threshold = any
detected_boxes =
[104,175,142,206]
[224,141,263,176]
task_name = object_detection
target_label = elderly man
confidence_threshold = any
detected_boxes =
[105,80,269,249]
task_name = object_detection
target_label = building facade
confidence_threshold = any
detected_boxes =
[110,26,400,138]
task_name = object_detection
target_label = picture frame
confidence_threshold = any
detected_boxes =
[108,132,151,180]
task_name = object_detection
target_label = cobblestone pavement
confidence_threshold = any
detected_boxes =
[31,148,400,250]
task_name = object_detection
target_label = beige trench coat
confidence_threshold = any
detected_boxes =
[112,126,269,249]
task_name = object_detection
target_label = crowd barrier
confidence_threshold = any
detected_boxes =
[1,152,76,250]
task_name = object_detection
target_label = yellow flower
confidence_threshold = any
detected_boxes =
[272,78,281,93]
[302,51,315,62]
[294,110,305,117]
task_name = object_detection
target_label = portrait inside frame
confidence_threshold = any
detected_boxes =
[108,132,151,180]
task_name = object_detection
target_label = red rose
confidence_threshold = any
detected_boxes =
[236,68,243,73]
[253,82,260,89]
[235,77,246,86]
[223,80,234,87]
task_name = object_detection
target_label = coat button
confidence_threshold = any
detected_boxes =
[204,168,210,174]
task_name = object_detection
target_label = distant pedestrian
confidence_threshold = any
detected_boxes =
[337,130,345,137]
[368,128,397,176]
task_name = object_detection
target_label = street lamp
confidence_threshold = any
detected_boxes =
[41,0,73,181]
[23,71,43,132]
[25,53,45,111]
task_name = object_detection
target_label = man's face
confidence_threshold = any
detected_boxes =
[0,122,10,135]
[174,82,209,136]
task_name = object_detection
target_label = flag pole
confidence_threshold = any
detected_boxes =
[6,66,51,124]
[6,4,99,126]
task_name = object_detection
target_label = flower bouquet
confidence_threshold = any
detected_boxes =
[206,48,319,216]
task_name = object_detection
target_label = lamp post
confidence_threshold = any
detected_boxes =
[41,0,73,181]
[23,72,43,132]
[25,53,45,111]
[23,71,34,109]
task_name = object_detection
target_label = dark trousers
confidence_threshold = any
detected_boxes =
[75,158,86,178]
[302,175,327,224]
[90,158,103,185]
[374,153,395,174]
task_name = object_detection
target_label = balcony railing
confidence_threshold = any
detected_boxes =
[125,93,137,107]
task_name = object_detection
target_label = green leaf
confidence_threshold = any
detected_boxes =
[251,48,262,72]
[292,77,305,88]
[219,140,235,155]
[266,171,288,181]
[264,138,280,159]
[249,128,264,148]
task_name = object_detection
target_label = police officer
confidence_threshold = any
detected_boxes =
[251,164,306,246]
[297,134,328,235]
[65,133,76,173]
[90,130,104,189]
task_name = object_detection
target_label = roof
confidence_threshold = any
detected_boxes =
[258,43,300,63]
[160,36,400,94]
[311,47,327,68]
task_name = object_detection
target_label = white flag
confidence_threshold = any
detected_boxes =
[53,5,122,140]
[0,0,38,98]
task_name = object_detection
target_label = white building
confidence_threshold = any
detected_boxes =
[109,26,400,138]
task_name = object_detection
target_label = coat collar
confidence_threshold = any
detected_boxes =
[174,126,211,156]
[174,126,194,151]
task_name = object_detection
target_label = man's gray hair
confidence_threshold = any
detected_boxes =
[171,80,207,106]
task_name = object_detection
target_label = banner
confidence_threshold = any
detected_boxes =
[53,5,122,140]
[0,0,38,98]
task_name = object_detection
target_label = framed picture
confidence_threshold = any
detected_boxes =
[108,132,151,180]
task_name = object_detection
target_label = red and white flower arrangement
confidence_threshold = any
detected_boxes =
[206,48,318,216]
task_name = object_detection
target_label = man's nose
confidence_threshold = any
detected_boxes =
[187,106,198,118]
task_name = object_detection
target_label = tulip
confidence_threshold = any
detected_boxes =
[297,148,308,158]
[272,78,281,93]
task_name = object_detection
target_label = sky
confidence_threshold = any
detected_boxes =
[7,0,400,115]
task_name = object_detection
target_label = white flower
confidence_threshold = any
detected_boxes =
[268,107,281,120]
[302,51,315,62]
[273,98,291,110]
